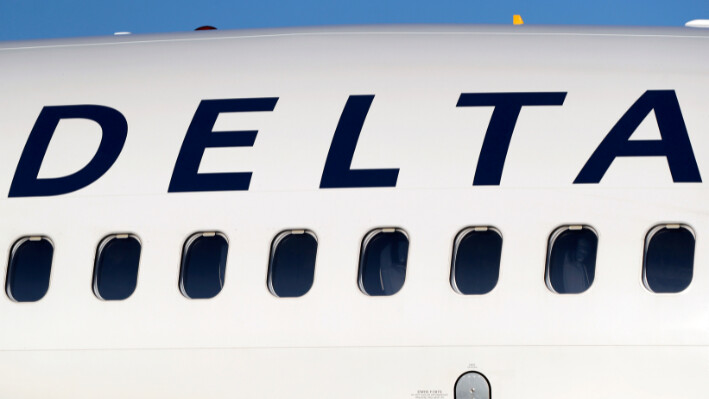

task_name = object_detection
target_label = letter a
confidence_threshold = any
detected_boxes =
[575,90,701,184]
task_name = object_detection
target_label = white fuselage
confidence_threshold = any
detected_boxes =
[0,25,707,398]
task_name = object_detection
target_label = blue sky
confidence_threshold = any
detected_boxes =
[1,0,708,41]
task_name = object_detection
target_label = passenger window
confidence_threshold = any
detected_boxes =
[6,237,53,302]
[359,228,409,296]
[179,232,228,299]
[93,234,141,300]
[643,224,694,293]
[546,226,597,294]
[451,227,502,295]
[268,230,318,298]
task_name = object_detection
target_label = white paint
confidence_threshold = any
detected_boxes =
[686,19,709,28]
[0,25,707,398]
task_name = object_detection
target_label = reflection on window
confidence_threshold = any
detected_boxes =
[6,237,53,302]
[180,232,228,299]
[93,234,141,300]
[268,230,318,297]
[644,224,694,293]
[546,226,597,294]
[359,228,409,296]
[451,227,502,295]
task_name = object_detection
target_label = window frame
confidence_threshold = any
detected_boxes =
[357,227,409,296]
[545,225,598,294]
[6,236,54,303]
[642,223,695,294]
[179,231,229,299]
[267,229,318,298]
[450,226,503,295]
[92,233,142,301]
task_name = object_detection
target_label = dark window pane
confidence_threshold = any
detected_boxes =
[452,228,502,295]
[359,229,409,296]
[6,237,53,302]
[180,233,228,299]
[644,225,694,293]
[546,227,597,294]
[94,235,141,300]
[269,231,317,298]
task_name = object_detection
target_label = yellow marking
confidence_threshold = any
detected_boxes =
[513,15,524,25]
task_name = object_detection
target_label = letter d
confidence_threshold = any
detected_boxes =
[9,105,128,197]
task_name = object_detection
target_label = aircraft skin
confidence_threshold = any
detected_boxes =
[0,25,707,398]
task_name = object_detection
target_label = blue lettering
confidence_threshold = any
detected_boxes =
[320,95,399,188]
[168,98,278,192]
[9,105,127,197]
[457,92,567,186]
[575,90,701,184]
